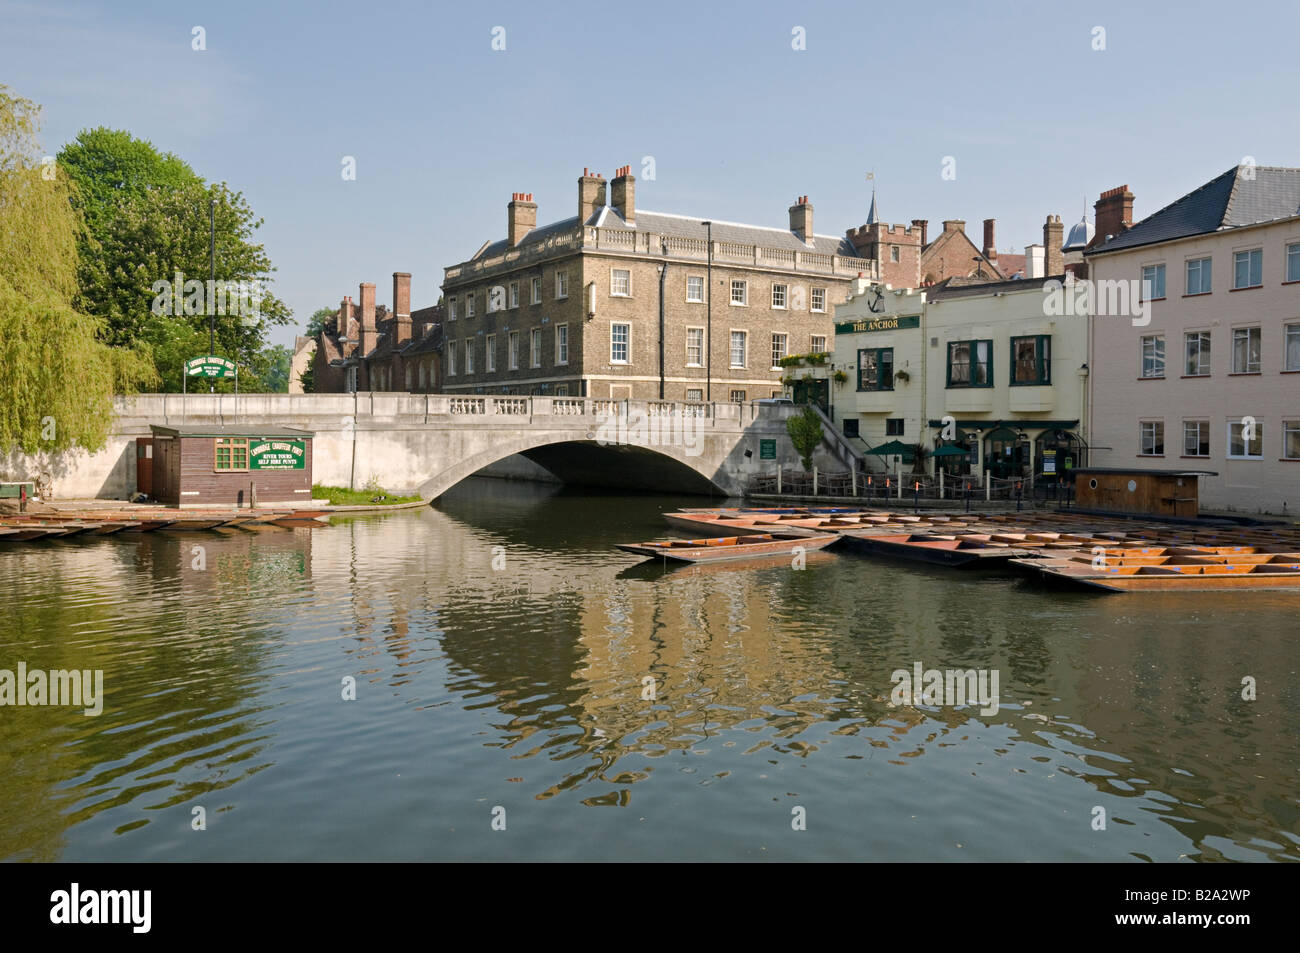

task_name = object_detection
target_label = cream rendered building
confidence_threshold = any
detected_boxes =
[1085,165,1300,515]
[820,275,1090,481]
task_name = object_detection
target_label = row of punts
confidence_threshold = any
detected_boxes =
[0,508,332,542]
[617,506,1300,592]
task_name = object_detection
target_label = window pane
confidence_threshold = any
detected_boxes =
[1289,245,1300,282]
[1285,422,1300,459]
[1288,326,1300,371]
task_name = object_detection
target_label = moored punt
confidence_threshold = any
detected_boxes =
[0,521,85,540]
[267,510,332,528]
[616,532,838,565]
[1009,546,1300,591]
[835,531,1033,566]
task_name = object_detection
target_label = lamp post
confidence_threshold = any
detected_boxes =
[702,220,713,402]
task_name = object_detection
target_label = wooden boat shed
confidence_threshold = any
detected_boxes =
[144,424,315,509]
[1071,467,1216,518]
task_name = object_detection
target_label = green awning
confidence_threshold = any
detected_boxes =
[867,439,913,456]
[932,444,971,457]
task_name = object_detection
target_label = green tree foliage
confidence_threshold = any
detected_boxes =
[0,87,156,455]
[297,357,315,394]
[785,404,824,472]
[58,127,292,390]
[260,344,292,393]
[305,307,336,339]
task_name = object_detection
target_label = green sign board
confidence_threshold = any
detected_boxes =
[250,439,306,470]
[759,439,777,460]
[185,355,237,378]
[835,314,921,335]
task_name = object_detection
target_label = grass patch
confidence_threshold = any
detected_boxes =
[311,484,423,506]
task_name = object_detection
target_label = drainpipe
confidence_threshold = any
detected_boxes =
[703,220,713,401]
[658,241,668,400]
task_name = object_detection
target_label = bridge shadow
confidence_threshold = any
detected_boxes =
[517,442,721,495]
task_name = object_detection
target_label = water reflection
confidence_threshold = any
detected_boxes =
[1,478,1297,861]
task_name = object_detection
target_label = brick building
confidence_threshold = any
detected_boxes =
[311,272,443,393]
[438,166,891,401]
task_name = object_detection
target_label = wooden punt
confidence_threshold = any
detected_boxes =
[835,531,1031,566]
[616,532,839,564]
[1009,547,1300,591]
[267,510,332,528]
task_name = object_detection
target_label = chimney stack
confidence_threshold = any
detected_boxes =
[611,166,635,224]
[340,295,358,350]
[1093,184,1134,247]
[507,192,537,247]
[789,195,814,243]
[578,168,606,223]
[942,219,966,235]
[1043,215,1064,276]
[359,282,376,357]
[393,272,412,346]
[911,219,928,247]
[982,218,997,262]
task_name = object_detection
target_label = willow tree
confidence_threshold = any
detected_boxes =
[0,86,155,455]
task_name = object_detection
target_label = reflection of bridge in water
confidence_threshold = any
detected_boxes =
[89,394,864,500]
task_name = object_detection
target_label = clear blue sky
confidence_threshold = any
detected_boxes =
[5,0,1298,348]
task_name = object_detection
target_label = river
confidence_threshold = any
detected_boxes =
[2,477,1297,861]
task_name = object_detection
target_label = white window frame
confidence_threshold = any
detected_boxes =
[1183,420,1210,457]
[1231,326,1261,374]
[811,288,827,313]
[1140,334,1165,379]
[530,327,542,368]
[531,277,542,304]
[810,335,827,353]
[1284,420,1300,460]
[448,340,457,376]
[485,333,496,372]
[465,293,476,317]
[729,389,746,403]
[1287,323,1300,372]
[1186,257,1212,295]
[686,388,703,402]
[1141,263,1166,301]
[1139,420,1164,456]
[771,284,787,309]
[555,384,569,397]
[556,271,568,299]
[686,276,704,303]
[1185,330,1211,376]
[686,327,704,367]
[730,330,747,368]
[508,331,519,370]
[1288,243,1300,283]
[555,324,568,365]
[730,280,747,306]
[610,269,631,297]
[610,322,630,363]
[1227,420,1263,459]
[1233,248,1263,289]
[771,332,788,369]
[508,282,519,309]
[464,339,474,375]
[448,297,458,321]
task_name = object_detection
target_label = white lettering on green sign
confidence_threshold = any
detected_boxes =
[250,440,306,470]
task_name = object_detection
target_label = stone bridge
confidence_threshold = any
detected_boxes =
[20,393,865,502]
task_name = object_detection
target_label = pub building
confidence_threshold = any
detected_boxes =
[141,425,314,508]
[814,275,1090,482]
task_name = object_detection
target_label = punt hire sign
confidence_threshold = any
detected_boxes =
[249,440,306,470]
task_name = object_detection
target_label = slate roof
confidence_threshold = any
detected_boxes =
[470,205,863,262]
[1089,166,1300,255]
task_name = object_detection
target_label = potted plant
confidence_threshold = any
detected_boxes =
[894,369,910,383]
[832,369,848,384]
